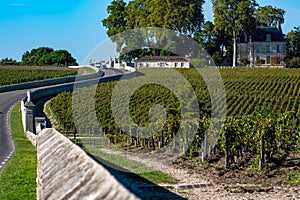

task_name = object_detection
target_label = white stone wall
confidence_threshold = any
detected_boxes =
[37,128,139,200]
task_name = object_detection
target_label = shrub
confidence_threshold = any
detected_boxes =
[255,59,265,65]
[271,56,283,65]
[286,57,300,68]
[239,58,250,66]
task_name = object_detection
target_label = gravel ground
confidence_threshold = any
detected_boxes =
[97,148,300,200]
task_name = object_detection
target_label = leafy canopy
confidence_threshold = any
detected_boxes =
[102,0,205,60]
[21,47,78,66]
[255,6,285,27]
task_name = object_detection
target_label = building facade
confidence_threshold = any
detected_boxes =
[238,22,286,67]
[135,56,190,68]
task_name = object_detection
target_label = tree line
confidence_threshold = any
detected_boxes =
[0,47,78,67]
[102,0,299,67]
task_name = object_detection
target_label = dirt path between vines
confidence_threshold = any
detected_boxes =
[98,148,300,200]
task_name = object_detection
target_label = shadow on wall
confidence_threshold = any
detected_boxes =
[89,154,186,200]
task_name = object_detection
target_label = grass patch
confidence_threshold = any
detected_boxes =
[288,171,300,185]
[83,145,178,184]
[0,103,37,199]
[78,67,97,75]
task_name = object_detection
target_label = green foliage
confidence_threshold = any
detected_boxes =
[288,171,300,185]
[0,68,77,86]
[0,103,36,199]
[102,0,205,60]
[38,50,77,66]
[213,0,258,66]
[213,0,257,36]
[21,47,54,65]
[239,58,250,66]
[286,57,300,68]
[21,47,78,66]
[102,0,127,52]
[286,26,300,68]
[254,5,285,27]
[193,21,226,65]
[49,91,75,130]
[255,59,265,65]
[0,57,19,66]
[49,68,300,161]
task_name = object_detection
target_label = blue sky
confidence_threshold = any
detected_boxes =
[0,0,299,64]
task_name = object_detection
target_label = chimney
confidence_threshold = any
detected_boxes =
[277,20,282,34]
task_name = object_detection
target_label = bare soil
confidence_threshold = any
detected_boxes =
[99,146,300,199]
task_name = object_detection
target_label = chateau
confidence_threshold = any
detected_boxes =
[238,21,286,67]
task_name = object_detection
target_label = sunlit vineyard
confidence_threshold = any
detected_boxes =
[0,68,77,86]
[49,68,300,168]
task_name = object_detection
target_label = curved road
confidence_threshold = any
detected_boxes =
[0,68,124,172]
[0,90,27,171]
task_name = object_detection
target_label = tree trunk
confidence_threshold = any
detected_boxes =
[233,30,237,67]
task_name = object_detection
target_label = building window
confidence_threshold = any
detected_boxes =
[267,56,271,64]
[256,45,261,53]
[266,34,271,42]
[181,63,185,68]
[277,45,281,53]
[160,62,165,67]
[175,63,178,68]
[266,45,271,53]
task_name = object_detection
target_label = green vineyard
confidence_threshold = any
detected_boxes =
[48,68,300,168]
[0,68,77,86]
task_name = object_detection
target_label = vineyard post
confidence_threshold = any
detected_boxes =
[161,131,164,147]
[150,127,155,149]
[186,130,189,149]
[89,129,91,145]
[173,132,176,149]
[136,129,139,147]
[259,134,265,170]
[73,127,77,144]
[225,133,230,169]
[93,129,95,147]
[129,126,132,145]
[201,131,208,161]
[102,129,105,147]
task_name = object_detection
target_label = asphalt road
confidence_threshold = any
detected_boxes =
[0,68,124,172]
[0,90,27,171]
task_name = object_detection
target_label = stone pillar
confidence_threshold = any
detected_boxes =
[109,56,113,68]
[25,91,36,134]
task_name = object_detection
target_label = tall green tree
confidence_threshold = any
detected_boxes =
[102,0,127,52]
[213,0,258,67]
[286,27,300,58]
[0,58,19,66]
[38,50,78,66]
[21,47,54,65]
[194,21,225,65]
[255,6,285,27]
[102,0,205,60]
[286,27,300,68]
[21,47,77,66]
[146,0,204,34]
[102,0,127,37]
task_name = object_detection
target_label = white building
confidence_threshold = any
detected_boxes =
[135,56,190,68]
